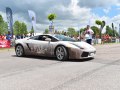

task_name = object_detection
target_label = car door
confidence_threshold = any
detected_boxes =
[26,35,58,56]
[25,35,48,55]
[43,35,58,56]
[37,35,54,56]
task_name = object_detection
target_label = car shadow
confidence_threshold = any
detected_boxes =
[65,58,94,62]
[12,55,94,62]
[12,55,57,60]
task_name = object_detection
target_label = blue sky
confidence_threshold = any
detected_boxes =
[92,5,120,18]
[0,0,120,33]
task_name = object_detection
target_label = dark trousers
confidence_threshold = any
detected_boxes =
[86,39,92,45]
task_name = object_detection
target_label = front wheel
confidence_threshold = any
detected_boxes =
[15,45,24,57]
[55,46,68,61]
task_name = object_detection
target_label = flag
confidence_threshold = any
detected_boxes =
[6,7,13,36]
[28,10,36,33]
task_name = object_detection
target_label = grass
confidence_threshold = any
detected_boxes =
[93,42,120,47]
[0,47,14,51]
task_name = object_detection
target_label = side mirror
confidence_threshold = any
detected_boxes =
[45,38,51,42]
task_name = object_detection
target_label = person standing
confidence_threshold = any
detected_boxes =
[6,31,12,47]
[84,25,94,45]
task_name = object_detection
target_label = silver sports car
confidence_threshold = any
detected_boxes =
[15,34,96,61]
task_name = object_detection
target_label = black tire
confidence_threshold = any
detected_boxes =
[15,45,24,57]
[55,46,68,61]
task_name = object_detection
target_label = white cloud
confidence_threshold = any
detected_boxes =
[68,0,91,18]
[103,7,111,14]
[112,15,120,22]
[78,0,118,8]
[0,0,120,33]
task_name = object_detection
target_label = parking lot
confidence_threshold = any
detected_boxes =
[0,44,120,90]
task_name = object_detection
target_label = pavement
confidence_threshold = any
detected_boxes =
[0,44,120,90]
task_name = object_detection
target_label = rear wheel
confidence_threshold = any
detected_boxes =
[55,46,68,61]
[15,45,24,57]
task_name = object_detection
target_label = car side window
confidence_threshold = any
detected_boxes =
[38,36,44,41]
[30,35,49,41]
[48,36,58,42]
[38,35,47,41]
[30,36,39,40]
[31,35,58,42]
[40,35,58,42]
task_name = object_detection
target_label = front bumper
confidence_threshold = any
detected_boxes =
[80,51,96,59]
[68,47,96,59]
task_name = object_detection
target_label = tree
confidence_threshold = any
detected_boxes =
[14,21,28,35]
[13,21,21,35]
[29,26,34,36]
[47,13,56,24]
[80,28,86,34]
[21,22,28,35]
[106,25,119,37]
[0,15,4,22]
[115,30,119,37]
[61,30,65,35]
[67,28,76,36]
[106,25,112,36]
[95,20,105,38]
[47,13,56,34]
[0,15,8,35]
[96,20,102,25]
[44,29,49,34]
[91,26,100,36]
[111,23,114,36]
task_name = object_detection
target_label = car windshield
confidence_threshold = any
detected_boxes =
[54,34,76,42]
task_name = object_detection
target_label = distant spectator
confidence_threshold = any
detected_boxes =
[16,34,21,39]
[6,31,12,47]
[6,31,12,41]
[64,32,67,36]
[2,34,6,40]
[0,35,2,40]
[0,34,6,40]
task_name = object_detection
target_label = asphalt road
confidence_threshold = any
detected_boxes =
[0,44,120,90]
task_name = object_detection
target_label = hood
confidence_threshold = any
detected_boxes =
[70,41,96,50]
